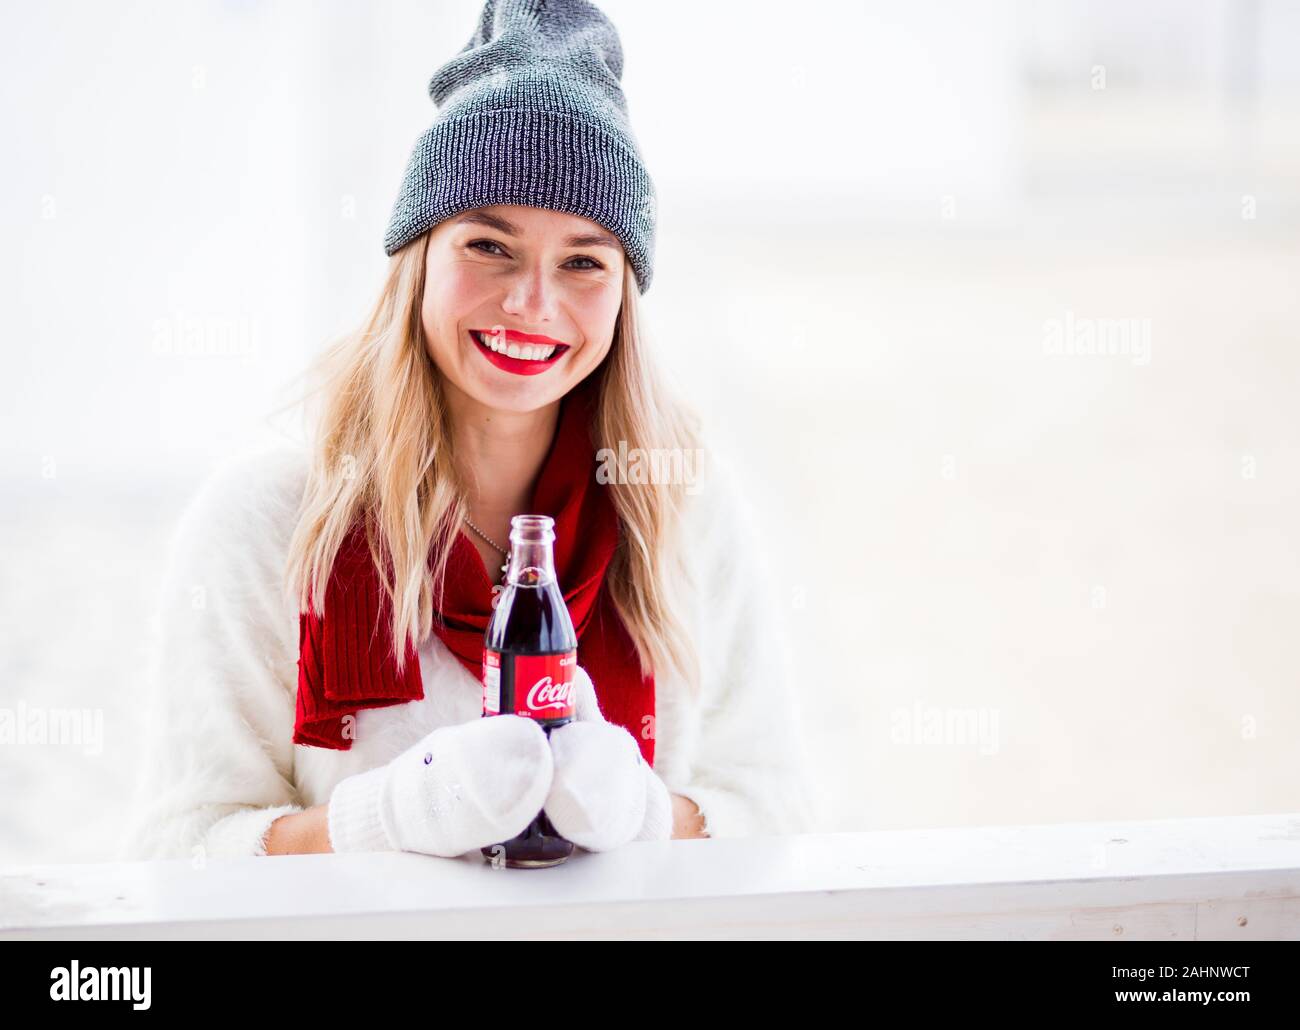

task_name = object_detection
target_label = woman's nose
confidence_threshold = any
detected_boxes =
[500,266,559,324]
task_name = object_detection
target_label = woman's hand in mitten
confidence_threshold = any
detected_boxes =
[542,665,672,851]
[326,714,553,858]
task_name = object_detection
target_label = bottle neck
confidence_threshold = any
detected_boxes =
[506,535,556,587]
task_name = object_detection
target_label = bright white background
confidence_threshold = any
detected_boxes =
[2,0,1298,864]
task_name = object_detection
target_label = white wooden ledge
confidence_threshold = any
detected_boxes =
[3,813,1299,939]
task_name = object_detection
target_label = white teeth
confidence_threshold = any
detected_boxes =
[475,332,558,361]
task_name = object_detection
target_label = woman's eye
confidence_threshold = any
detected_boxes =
[467,240,600,270]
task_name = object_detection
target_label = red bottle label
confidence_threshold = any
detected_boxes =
[482,648,576,720]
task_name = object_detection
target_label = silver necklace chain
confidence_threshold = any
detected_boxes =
[463,514,509,580]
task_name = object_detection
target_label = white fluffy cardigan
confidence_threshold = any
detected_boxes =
[119,437,818,860]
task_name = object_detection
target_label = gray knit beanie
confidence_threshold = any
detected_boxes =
[382,0,657,294]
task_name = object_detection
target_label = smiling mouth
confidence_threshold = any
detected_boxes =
[470,329,570,375]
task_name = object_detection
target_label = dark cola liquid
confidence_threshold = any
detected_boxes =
[485,577,576,655]
[481,572,578,869]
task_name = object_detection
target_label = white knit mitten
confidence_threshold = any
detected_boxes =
[327,714,553,857]
[542,665,673,851]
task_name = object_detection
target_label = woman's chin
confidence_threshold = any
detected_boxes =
[463,370,571,414]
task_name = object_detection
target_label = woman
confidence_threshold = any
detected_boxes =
[121,0,816,861]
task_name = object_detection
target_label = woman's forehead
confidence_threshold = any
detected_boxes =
[461,204,607,235]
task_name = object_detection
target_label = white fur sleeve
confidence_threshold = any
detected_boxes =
[118,443,309,862]
[671,446,821,839]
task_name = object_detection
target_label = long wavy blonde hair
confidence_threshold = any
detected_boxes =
[280,230,702,699]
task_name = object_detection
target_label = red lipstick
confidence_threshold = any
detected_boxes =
[470,328,570,377]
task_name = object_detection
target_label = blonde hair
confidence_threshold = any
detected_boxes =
[280,232,702,699]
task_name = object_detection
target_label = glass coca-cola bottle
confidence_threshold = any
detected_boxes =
[480,514,577,868]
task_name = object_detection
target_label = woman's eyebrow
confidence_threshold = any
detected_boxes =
[452,211,620,249]
[564,231,620,250]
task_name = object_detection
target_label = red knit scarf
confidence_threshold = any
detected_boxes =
[293,377,655,767]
